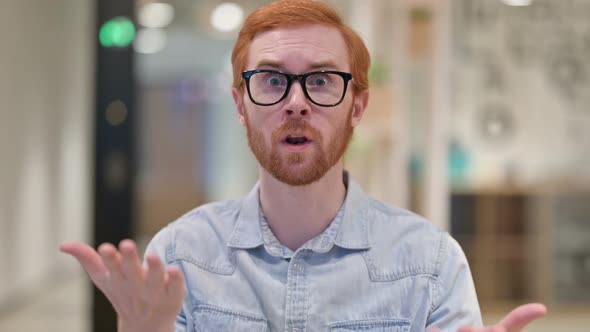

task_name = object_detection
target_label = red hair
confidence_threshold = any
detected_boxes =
[231,0,370,95]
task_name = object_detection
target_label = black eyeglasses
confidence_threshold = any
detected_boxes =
[241,69,353,107]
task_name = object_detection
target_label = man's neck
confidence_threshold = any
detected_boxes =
[258,163,347,251]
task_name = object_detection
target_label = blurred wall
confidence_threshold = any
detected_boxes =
[0,0,93,308]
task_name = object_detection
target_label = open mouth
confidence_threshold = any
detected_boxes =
[284,135,310,145]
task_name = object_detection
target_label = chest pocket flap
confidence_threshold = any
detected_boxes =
[330,319,410,332]
[193,304,269,332]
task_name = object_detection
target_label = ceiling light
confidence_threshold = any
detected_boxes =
[210,3,244,32]
[138,3,174,28]
[501,0,533,6]
[134,28,167,54]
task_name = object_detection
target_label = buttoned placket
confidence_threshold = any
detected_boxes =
[284,250,308,332]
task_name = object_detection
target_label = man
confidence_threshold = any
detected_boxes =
[61,1,546,331]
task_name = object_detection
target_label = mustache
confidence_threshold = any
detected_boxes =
[271,119,321,142]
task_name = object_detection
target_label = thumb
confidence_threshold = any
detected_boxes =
[498,303,547,332]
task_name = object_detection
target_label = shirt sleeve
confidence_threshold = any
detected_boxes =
[426,233,483,331]
[144,225,192,332]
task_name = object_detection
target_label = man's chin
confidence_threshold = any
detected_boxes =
[273,174,323,186]
[268,165,326,186]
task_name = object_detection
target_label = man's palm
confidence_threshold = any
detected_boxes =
[60,240,185,332]
[430,303,547,332]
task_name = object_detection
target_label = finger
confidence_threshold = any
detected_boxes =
[60,241,108,284]
[145,254,166,291]
[498,303,547,332]
[459,327,505,332]
[119,239,143,281]
[98,242,125,281]
[166,266,185,299]
[458,327,478,332]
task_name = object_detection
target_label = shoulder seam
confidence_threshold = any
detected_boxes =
[429,231,448,314]
[434,231,448,277]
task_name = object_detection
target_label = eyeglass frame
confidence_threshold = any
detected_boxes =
[240,69,354,107]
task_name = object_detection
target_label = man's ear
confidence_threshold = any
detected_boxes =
[232,86,246,126]
[350,89,369,128]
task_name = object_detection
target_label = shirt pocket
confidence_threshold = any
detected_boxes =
[192,304,269,332]
[329,319,410,332]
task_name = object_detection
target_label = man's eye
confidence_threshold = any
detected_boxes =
[312,77,327,86]
[267,76,282,86]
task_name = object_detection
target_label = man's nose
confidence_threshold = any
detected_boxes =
[284,81,310,117]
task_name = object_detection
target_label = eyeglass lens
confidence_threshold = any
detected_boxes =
[248,71,345,105]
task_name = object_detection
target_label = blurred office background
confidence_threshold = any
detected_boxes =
[1,0,589,331]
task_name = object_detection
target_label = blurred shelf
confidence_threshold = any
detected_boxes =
[450,190,590,307]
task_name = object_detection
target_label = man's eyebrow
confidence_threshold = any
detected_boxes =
[255,60,283,69]
[307,61,339,70]
[254,60,340,71]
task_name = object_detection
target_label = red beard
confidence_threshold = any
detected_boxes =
[244,106,354,186]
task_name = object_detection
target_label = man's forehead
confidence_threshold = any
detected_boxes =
[246,24,350,71]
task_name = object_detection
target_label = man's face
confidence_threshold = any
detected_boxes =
[233,24,367,186]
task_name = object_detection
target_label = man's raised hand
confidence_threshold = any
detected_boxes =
[60,240,185,332]
[429,303,547,332]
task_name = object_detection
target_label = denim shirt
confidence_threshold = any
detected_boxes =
[145,174,482,332]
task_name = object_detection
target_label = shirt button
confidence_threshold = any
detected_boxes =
[292,263,303,273]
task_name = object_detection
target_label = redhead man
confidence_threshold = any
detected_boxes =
[61,1,546,331]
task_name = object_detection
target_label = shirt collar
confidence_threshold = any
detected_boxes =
[227,182,265,249]
[333,171,371,250]
[227,171,372,252]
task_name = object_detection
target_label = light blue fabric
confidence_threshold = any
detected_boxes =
[145,173,482,332]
